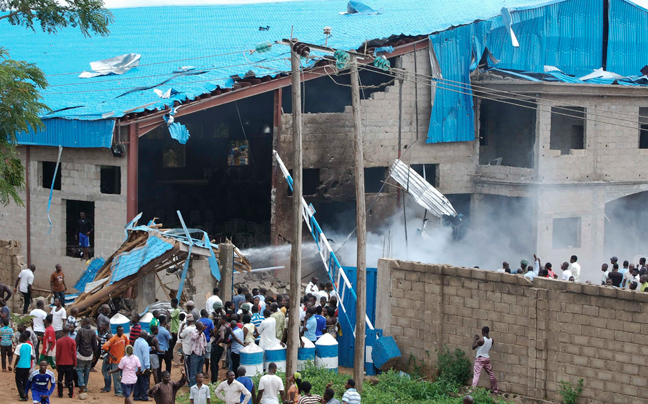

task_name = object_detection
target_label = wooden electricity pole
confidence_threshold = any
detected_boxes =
[286,44,303,377]
[350,53,366,391]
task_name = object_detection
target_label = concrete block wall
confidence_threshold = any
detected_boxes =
[376,258,648,404]
[276,49,477,240]
[1,145,127,289]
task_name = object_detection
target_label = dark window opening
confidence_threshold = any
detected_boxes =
[550,107,585,154]
[287,169,320,196]
[552,217,581,249]
[66,200,95,258]
[478,99,536,168]
[42,161,61,190]
[364,167,387,193]
[411,164,439,187]
[639,107,648,149]
[162,142,186,168]
[100,166,121,195]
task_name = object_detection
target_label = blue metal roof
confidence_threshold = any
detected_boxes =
[110,235,174,284]
[608,0,648,77]
[1,0,566,124]
[16,118,115,148]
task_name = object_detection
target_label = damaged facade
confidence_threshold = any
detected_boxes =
[2,0,648,290]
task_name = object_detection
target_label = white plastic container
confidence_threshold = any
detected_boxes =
[240,343,264,376]
[315,333,338,372]
[110,313,131,335]
[264,342,286,372]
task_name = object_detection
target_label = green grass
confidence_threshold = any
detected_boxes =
[175,362,510,404]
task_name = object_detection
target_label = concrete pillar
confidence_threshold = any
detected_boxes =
[137,272,156,310]
[218,242,234,302]
[188,257,216,308]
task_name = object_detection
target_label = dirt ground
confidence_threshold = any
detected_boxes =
[2,362,229,404]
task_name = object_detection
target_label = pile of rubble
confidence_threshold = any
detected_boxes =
[234,270,288,296]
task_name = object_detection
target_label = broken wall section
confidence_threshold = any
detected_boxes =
[275,49,477,241]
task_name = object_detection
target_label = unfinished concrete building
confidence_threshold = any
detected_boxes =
[2,0,648,289]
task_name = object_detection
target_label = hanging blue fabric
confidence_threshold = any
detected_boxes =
[47,146,63,235]
[164,107,190,144]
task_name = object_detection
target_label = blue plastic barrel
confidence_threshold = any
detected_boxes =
[240,344,264,376]
[264,343,286,372]
[298,337,315,370]
[140,312,153,333]
[315,334,338,372]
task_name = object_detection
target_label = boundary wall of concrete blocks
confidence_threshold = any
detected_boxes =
[375,258,648,404]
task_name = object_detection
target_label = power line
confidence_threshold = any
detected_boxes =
[367,63,648,129]
[360,64,648,133]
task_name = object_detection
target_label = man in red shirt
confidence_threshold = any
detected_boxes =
[41,314,57,369]
[102,325,129,397]
[129,312,142,346]
[55,325,77,398]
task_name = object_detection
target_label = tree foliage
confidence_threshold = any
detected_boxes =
[0,0,112,206]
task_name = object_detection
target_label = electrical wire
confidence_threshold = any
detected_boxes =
[360,64,648,133]
[362,63,648,128]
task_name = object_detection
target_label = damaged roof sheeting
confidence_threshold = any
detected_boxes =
[70,221,251,317]
[483,67,648,86]
[16,119,115,148]
[2,0,579,127]
[390,159,457,218]
[427,0,608,144]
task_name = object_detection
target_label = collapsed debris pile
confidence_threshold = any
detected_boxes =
[234,270,288,296]
[71,217,251,317]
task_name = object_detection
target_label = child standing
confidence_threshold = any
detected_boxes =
[1,318,14,371]
[13,332,34,401]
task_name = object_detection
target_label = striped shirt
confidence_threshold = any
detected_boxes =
[342,389,361,404]
[129,323,142,345]
[297,395,322,404]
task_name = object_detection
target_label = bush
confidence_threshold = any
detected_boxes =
[436,347,473,388]
[559,379,583,404]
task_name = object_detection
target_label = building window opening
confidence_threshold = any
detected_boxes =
[100,166,121,194]
[42,161,61,190]
[364,167,387,193]
[552,217,581,249]
[550,107,585,154]
[639,107,648,149]
[66,200,95,259]
[411,164,439,187]
[287,169,320,196]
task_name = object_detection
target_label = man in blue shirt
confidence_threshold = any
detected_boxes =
[236,365,256,404]
[27,361,56,404]
[156,317,172,375]
[197,310,214,376]
[300,308,317,345]
[229,321,246,372]
[314,307,327,340]
[133,330,151,401]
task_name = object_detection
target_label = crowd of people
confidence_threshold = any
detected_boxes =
[0,264,358,404]
[494,254,648,289]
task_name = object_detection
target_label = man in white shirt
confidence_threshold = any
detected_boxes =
[561,262,573,281]
[180,316,197,375]
[256,362,285,404]
[568,255,581,282]
[14,264,35,314]
[214,370,251,404]
[305,276,319,295]
[600,263,610,285]
[257,309,278,350]
[30,300,47,354]
[206,288,222,316]
[189,372,211,404]
[496,262,510,274]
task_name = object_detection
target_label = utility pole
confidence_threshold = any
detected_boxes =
[286,42,304,377]
[350,53,366,391]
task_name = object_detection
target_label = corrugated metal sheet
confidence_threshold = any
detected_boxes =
[427,21,490,143]
[16,119,115,148]
[0,0,557,123]
[490,0,604,76]
[608,0,648,76]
